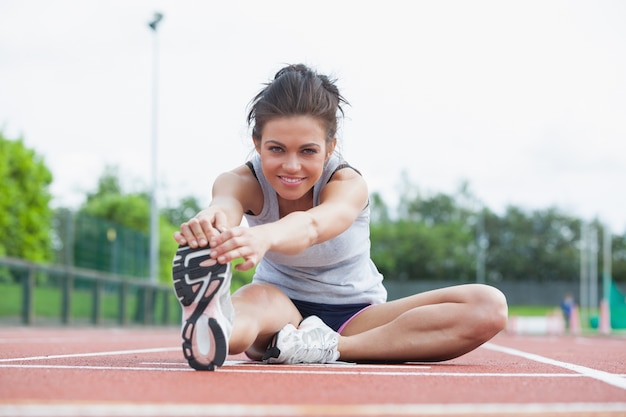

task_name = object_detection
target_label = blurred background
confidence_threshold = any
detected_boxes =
[0,1,624,329]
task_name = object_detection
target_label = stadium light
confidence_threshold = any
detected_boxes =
[148,12,163,283]
[149,13,163,31]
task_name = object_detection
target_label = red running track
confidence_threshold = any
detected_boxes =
[0,327,625,416]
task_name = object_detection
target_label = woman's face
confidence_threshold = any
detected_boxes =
[255,115,334,202]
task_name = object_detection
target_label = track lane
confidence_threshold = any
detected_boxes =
[1,328,624,417]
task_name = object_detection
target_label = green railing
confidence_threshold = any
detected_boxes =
[0,257,180,326]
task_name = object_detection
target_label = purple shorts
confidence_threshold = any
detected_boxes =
[291,298,372,334]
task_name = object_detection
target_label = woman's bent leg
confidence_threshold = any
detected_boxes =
[339,284,508,362]
[228,282,302,360]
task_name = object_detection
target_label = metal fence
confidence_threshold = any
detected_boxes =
[3,255,622,327]
[0,256,179,326]
[385,280,581,306]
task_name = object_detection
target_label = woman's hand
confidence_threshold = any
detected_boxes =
[208,226,271,271]
[173,208,229,248]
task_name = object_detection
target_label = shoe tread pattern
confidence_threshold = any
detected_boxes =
[172,245,229,371]
[172,246,228,307]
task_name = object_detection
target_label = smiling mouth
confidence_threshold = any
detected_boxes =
[279,176,305,185]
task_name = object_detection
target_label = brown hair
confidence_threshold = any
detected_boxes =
[247,64,348,145]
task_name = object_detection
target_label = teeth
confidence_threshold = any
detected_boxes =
[281,177,302,183]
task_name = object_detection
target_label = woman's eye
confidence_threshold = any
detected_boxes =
[302,148,318,155]
[268,146,283,153]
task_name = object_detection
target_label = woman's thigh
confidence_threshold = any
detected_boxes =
[340,284,503,336]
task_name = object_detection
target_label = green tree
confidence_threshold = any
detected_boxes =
[368,175,612,285]
[372,181,475,281]
[162,196,203,227]
[74,165,178,283]
[0,132,53,262]
[370,191,391,224]
[484,206,580,282]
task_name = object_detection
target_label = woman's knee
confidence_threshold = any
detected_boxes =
[233,282,296,313]
[470,284,508,336]
[229,282,302,354]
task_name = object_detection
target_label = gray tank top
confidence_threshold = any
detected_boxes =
[244,153,387,305]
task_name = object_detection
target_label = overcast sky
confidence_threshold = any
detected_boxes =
[1,0,625,233]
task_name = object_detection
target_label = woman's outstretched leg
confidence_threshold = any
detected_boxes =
[338,284,508,362]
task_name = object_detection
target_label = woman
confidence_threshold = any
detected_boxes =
[172,64,508,371]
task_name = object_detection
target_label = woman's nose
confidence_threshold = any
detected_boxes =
[283,154,300,172]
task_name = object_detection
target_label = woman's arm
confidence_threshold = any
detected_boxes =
[264,168,368,253]
[209,168,368,270]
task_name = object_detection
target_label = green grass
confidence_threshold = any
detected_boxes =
[507,305,557,316]
[0,284,22,316]
[1,282,180,325]
[2,279,564,324]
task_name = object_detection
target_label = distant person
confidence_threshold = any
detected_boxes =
[561,293,575,329]
[172,64,508,370]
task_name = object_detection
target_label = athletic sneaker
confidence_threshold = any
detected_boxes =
[262,315,340,364]
[172,245,233,371]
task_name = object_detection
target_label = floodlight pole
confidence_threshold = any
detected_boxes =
[580,223,590,325]
[148,12,163,284]
[603,225,612,306]
[474,200,487,284]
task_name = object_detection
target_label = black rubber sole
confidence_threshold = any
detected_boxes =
[182,317,227,371]
[172,245,230,371]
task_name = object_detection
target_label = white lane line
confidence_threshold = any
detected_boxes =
[1,344,622,382]
[0,336,174,344]
[0,364,192,372]
[484,342,626,390]
[1,402,626,416]
[0,362,585,377]
[217,370,580,377]
[142,361,432,369]
[0,347,179,362]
